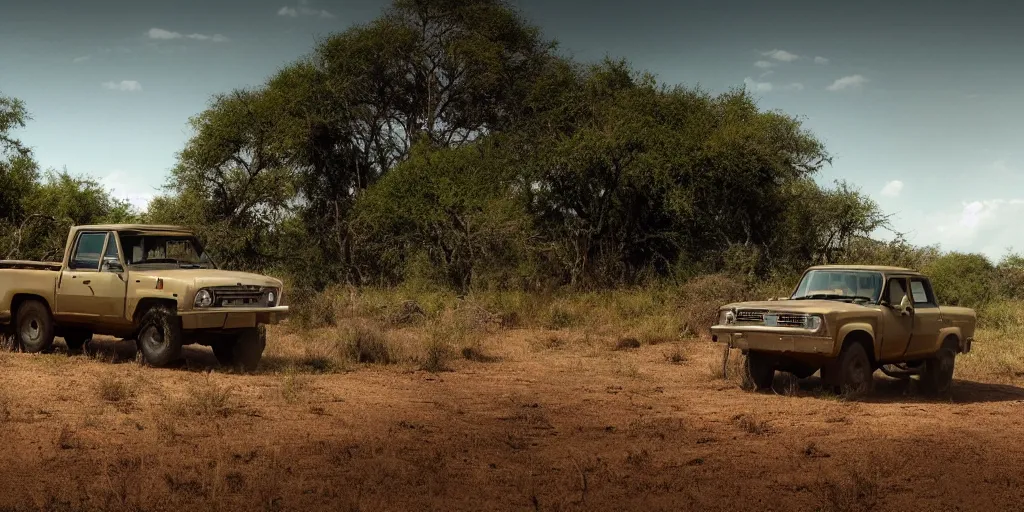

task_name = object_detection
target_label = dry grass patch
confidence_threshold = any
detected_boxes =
[96,373,141,413]
[813,467,883,512]
[613,337,641,351]
[341,322,398,365]
[732,413,770,435]
[956,323,1024,382]
[165,373,236,418]
[280,370,314,404]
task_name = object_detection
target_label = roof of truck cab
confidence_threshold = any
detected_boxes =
[806,264,921,274]
[74,224,192,232]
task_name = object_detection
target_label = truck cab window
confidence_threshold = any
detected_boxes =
[887,278,908,305]
[910,279,936,306]
[103,234,120,260]
[70,232,107,270]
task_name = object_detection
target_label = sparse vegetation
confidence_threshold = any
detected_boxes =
[732,413,771,435]
[96,373,139,413]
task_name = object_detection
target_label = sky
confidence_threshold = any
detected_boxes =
[1,0,1023,260]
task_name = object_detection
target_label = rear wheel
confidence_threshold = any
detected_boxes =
[837,342,873,396]
[211,326,266,373]
[136,306,183,367]
[15,300,55,353]
[742,351,775,391]
[920,340,956,395]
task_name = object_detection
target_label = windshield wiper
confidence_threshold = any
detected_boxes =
[794,293,874,303]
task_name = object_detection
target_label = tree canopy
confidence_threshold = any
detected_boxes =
[3,0,900,291]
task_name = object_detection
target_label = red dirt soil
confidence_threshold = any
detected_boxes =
[1,332,1023,511]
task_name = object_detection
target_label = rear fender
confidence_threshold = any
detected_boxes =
[936,326,963,353]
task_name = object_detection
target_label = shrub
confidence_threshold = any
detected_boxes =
[922,252,997,308]
[679,274,749,337]
[341,324,396,364]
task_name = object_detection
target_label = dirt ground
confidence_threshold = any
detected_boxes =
[2,329,1024,512]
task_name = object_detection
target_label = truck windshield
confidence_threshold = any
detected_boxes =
[118,234,214,269]
[791,270,883,303]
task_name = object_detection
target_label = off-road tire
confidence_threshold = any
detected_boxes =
[62,330,92,352]
[837,342,874,396]
[212,326,266,373]
[919,340,956,395]
[136,306,183,368]
[15,300,55,353]
[742,351,775,391]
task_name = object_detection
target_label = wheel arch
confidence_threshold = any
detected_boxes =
[840,329,877,368]
[132,298,178,326]
[11,294,54,318]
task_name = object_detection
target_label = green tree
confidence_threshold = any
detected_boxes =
[350,139,536,290]
[923,252,997,307]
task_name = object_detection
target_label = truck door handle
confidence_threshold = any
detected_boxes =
[82,280,91,285]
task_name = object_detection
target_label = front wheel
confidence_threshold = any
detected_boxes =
[837,342,874,396]
[15,300,55,353]
[136,306,184,367]
[211,326,266,373]
[742,351,775,391]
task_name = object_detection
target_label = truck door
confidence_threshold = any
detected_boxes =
[879,276,913,362]
[57,231,128,322]
[903,277,942,358]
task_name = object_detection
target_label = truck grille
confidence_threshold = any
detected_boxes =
[735,310,809,328]
[736,309,767,323]
[210,285,265,307]
[775,314,809,328]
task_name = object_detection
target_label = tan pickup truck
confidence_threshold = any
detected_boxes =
[711,265,976,395]
[0,224,288,371]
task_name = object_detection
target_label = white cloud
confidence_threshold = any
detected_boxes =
[762,49,799,62]
[881,180,904,197]
[278,0,334,18]
[925,200,1024,259]
[758,70,774,79]
[743,77,773,93]
[784,82,804,91]
[102,80,143,92]
[100,172,155,210]
[754,60,774,69]
[147,28,228,42]
[826,74,868,91]
[814,56,830,65]
[72,55,91,63]
[147,28,180,40]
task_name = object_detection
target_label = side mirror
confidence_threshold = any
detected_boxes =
[899,295,913,316]
[101,257,124,274]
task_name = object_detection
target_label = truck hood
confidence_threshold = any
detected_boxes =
[721,299,874,314]
[130,269,282,288]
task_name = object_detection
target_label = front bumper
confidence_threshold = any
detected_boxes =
[178,305,289,330]
[711,324,835,355]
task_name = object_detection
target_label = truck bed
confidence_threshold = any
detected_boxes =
[0,265,60,323]
[0,260,62,271]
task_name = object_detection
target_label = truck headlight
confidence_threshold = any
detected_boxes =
[718,310,736,325]
[194,289,213,308]
[805,315,823,332]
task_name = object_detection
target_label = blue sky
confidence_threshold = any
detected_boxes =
[2,0,1023,259]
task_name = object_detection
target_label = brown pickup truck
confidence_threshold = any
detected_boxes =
[711,265,976,395]
[0,224,289,371]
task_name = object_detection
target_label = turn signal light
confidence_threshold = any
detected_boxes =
[156,278,164,290]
